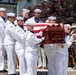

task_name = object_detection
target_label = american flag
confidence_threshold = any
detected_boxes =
[24,23,61,33]
[24,23,50,38]
[23,23,62,39]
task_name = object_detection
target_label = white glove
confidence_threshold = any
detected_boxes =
[39,31,43,37]
[42,37,45,40]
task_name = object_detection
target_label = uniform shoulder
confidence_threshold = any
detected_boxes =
[9,23,15,28]
[15,26,23,33]
[0,21,3,23]
[25,31,33,36]
[25,17,34,24]
[29,17,34,20]
[16,28,21,32]
[6,20,15,27]
[0,19,4,24]
[0,17,4,22]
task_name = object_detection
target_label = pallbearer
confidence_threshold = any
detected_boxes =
[4,12,16,75]
[44,16,56,75]
[24,21,45,75]
[15,17,26,75]
[55,24,73,75]
[0,8,7,73]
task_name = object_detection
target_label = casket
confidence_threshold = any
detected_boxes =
[40,25,65,44]
[24,23,65,44]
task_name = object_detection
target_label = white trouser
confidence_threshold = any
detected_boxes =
[55,53,68,75]
[0,44,5,70]
[5,44,16,74]
[25,51,38,75]
[15,49,26,75]
[38,47,46,68]
[44,44,56,75]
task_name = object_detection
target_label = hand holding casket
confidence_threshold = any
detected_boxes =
[24,23,65,44]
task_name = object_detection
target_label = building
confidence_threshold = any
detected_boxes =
[0,0,17,14]
[0,0,48,16]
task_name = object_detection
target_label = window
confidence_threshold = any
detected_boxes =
[36,0,43,3]
[27,0,32,2]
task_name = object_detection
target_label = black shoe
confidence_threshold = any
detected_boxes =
[43,67,47,69]
[0,69,8,73]
[9,74,17,75]
[37,66,42,69]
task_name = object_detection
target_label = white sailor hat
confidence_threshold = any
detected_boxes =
[7,12,15,17]
[16,17,24,20]
[48,16,56,20]
[71,23,76,29]
[64,24,71,29]
[27,20,34,26]
[34,9,42,13]
[0,8,6,12]
[23,8,30,13]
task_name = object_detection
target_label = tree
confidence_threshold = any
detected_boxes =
[28,0,76,24]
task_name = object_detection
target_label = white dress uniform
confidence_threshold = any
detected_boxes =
[55,34,73,75]
[0,16,5,71]
[25,30,45,75]
[44,16,57,75]
[55,24,73,75]
[25,16,42,24]
[25,10,47,68]
[4,20,16,74]
[25,9,42,24]
[44,44,56,75]
[15,25,26,75]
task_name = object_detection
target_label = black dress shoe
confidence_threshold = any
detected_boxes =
[43,67,47,69]
[0,69,8,73]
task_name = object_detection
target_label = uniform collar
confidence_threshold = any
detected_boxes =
[28,30,34,33]
[34,17,40,23]
[65,32,71,36]
[19,25,24,30]
[24,18,28,22]
[1,16,5,22]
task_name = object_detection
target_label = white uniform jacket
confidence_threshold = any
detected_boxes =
[25,16,43,24]
[56,34,73,55]
[15,26,25,50]
[0,16,5,48]
[4,20,16,46]
[25,31,44,52]
[0,16,5,70]
[15,26,26,75]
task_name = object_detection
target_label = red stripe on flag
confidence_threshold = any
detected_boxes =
[24,23,49,27]
[34,29,44,33]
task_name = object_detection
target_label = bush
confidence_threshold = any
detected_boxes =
[28,0,76,24]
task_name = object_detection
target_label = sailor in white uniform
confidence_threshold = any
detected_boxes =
[24,21,45,75]
[25,8,43,24]
[0,8,7,72]
[14,8,30,26]
[15,17,26,75]
[44,16,57,75]
[22,8,30,22]
[4,13,16,75]
[26,9,47,69]
[55,24,73,75]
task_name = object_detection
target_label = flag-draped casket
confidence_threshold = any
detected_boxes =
[24,23,65,44]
